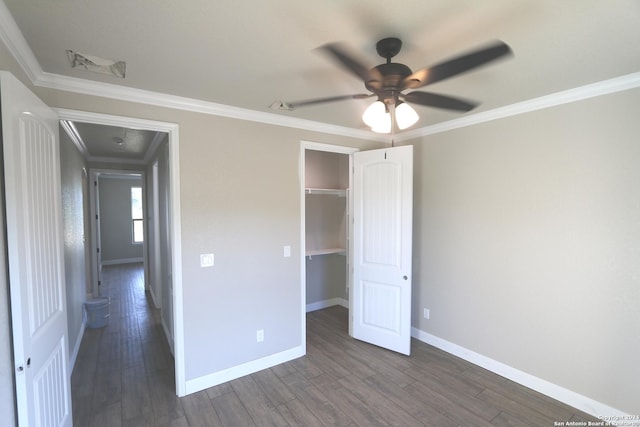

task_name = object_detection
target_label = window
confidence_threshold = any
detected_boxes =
[131,186,144,243]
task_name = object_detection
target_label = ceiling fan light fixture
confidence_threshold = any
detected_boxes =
[395,102,419,130]
[370,112,392,133]
[362,100,386,128]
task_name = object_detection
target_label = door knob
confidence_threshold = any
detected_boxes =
[403,275,408,280]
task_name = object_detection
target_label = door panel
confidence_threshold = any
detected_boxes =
[1,71,72,426]
[352,145,413,355]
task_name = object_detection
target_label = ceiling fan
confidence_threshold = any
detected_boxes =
[274,37,512,133]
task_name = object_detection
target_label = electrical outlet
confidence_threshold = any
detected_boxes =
[256,329,264,342]
[200,253,214,267]
[423,308,430,320]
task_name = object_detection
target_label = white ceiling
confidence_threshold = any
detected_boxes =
[60,120,163,164]
[3,0,640,137]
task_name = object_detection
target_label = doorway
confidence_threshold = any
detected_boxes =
[301,141,358,343]
[301,141,415,356]
[90,170,145,298]
[56,109,185,395]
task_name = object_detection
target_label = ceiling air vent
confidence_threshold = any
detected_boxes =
[66,50,126,78]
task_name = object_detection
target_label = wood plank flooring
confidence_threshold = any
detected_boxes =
[72,264,602,426]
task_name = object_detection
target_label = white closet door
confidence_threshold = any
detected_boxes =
[352,145,413,355]
[1,72,72,426]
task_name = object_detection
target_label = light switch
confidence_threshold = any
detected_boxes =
[283,245,291,257]
[200,253,214,267]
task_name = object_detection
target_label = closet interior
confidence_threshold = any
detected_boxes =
[304,149,350,313]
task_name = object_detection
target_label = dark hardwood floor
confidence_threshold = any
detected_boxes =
[72,264,601,426]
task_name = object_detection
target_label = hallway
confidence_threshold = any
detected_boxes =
[71,263,178,426]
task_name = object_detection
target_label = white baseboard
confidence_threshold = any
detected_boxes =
[306,298,348,312]
[69,321,85,373]
[411,327,628,420]
[161,316,174,356]
[101,257,143,266]
[148,286,161,309]
[184,345,305,395]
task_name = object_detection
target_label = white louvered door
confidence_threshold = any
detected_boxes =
[1,72,72,426]
[352,145,413,355]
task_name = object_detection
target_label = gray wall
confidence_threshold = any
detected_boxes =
[145,136,174,342]
[410,87,640,414]
[99,175,144,264]
[60,128,89,363]
[157,142,174,342]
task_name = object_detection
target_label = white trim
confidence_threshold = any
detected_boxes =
[168,123,185,397]
[88,168,145,296]
[0,3,385,142]
[184,345,304,395]
[300,140,360,155]
[56,108,186,397]
[0,1,42,82]
[162,316,174,356]
[143,132,167,165]
[4,1,640,145]
[59,119,89,158]
[411,327,630,420]
[148,284,160,309]
[56,108,178,133]
[300,141,359,354]
[68,321,85,373]
[101,258,143,266]
[39,72,387,142]
[395,72,640,142]
[2,3,639,144]
[306,298,348,313]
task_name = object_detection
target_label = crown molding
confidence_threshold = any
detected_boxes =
[2,3,638,144]
[395,72,640,142]
[143,131,168,165]
[59,119,89,157]
[0,0,42,82]
[35,71,389,143]
[0,1,387,142]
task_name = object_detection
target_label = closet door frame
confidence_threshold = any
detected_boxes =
[300,141,358,347]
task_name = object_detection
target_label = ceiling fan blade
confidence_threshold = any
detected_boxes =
[402,91,478,112]
[402,40,512,90]
[319,43,383,90]
[281,93,374,110]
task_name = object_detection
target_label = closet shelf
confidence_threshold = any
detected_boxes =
[305,247,346,257]
[305,188,347,197]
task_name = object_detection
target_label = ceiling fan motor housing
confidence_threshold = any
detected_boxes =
[366,62,413,102]
[366,37,413,103]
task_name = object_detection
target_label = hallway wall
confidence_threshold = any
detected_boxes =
[60,128,89,365]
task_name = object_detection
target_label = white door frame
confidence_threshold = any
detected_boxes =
[150,160,163,308]
[88,169,145,296]
[54,109,187,396]
[299,141,358,347]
